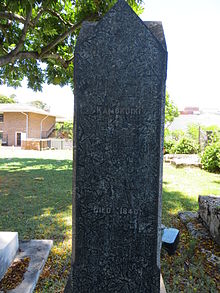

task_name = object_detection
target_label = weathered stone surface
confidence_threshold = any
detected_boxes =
[164,154,202,168]
[178,211,210,239]
[185,221,210,239]
[67,0,167,292]
[8,240,53,293]
[201,248,220,267]
[198,195,220,245]
[0,232,18,281]
[178,211,198,224]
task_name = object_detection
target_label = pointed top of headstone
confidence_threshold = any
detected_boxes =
[144,21,167,50]
[77,0,166,53]
[110,0,167,51]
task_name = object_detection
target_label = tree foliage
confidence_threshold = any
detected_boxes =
[0,0,144,91]
[56,121,73,139]
[29,100,50,111]
[201,142,220,173]
[165,92,179,127]
[0,93,16,103]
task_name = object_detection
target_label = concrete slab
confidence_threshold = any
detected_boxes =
[7,240,53,293]
[0,232,19,281]
[160,274,166,293]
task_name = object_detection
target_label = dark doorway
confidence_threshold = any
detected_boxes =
[16,133,21,146]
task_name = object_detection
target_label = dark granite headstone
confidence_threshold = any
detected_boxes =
[65,0,167,292]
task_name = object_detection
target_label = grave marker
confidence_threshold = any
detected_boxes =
[65,0,167,292]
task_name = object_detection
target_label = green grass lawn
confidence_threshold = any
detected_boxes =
[0,159,219,292]
[162,163,220,226]
[0,158,72,292]
[162,163,220,293]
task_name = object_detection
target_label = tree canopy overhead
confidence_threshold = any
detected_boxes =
[0,0,144,91]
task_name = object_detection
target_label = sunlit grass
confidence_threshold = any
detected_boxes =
[0,159,219,292]
[162,163,220,292]
[0,158,72,292]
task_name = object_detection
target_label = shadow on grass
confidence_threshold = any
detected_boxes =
[162,187,198,226]
[212,180,220,185]
[0,158,72,245]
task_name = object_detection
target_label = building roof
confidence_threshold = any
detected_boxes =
[0,103,61,117]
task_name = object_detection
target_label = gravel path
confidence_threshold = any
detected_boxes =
[0,146,72,160]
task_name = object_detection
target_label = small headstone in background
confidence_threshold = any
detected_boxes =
[162,228,179,255]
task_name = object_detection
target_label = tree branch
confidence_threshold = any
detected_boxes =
[0,7,32,66]
[0,51,37,66]
[45,9,73,26]
[0,23,9,43]
[40,20,83,56]
[0,22,10,29]
[2,48,8,54]
[32,8,44,26]
[8,6,32,57]
[0,11,33,26]
[42,53,72,68]
[0,50,74,68]
[0,13,85,67]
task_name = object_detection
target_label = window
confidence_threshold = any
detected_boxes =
[0,132,2,139]
[0,114,3,122]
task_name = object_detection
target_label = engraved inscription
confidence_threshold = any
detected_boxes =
[93,206,112,214]
[92,206,139,215]
[119,207,138,215]
[96,106,142,115]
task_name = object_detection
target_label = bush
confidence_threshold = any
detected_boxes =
[55,121,73,139]
[164,139,175,154]
[201,142,220,173]
[187,123,200,142]
[172,137,199,154]
[170,129,185,141]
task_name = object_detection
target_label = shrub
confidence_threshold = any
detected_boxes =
[55,121,73,139]
[187,123,200,142]
[172,137,199,154]
[201,142,220,173]
[170,130,185,141]
[164,139,175,154]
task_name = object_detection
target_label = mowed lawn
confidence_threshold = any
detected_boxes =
[162,164,220,293]
[0,158,72,292]
[0,158,219,292]
[162,163,220,225]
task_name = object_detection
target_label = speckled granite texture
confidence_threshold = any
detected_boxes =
[66,0,167,292]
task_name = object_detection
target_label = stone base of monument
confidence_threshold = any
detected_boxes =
[1,239,53,293]
[65,273,167,293]
[0,232,19,281]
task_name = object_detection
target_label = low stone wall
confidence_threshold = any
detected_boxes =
[21,139,49,151]
[164,154,202,168]
[198,195,220,245]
